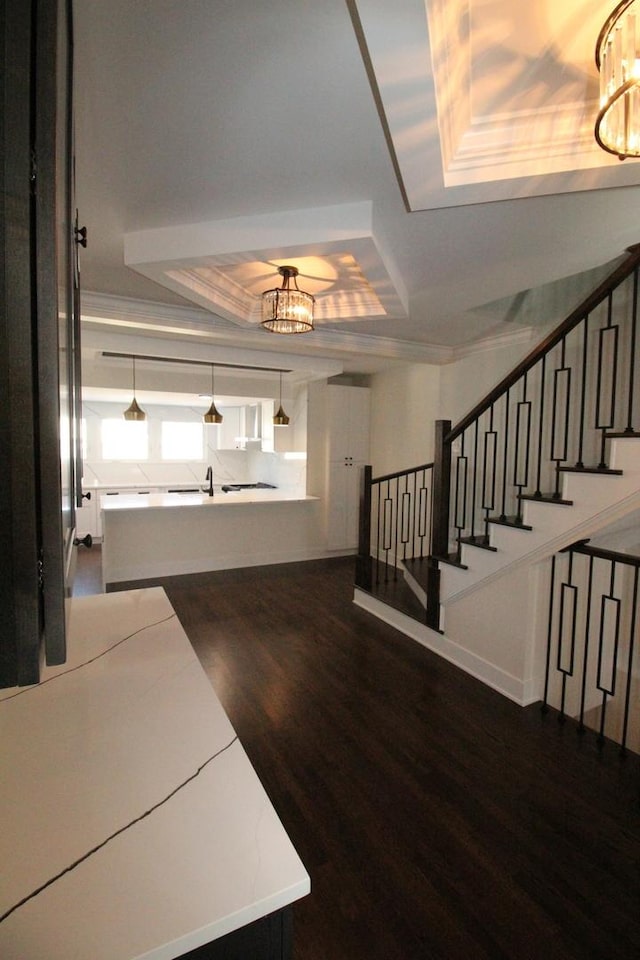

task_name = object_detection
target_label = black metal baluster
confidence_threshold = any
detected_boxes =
[551,339,571,498]
[418,473,427,559]
[382,480,392,583]
[576,315,589,468]
[393,477,400,580]
[500,391,510,520]
[470,419,479,540]
[620,566,639,754]
[542,554,557,712]
[482,405,497,543]
[411,469,417,560]
[454,432,468,559]
[534,354,546,496]
[400,477,411,563]
[595,292,619,467]
[596,561,621,746]
[578,553,595,733]
[513,373,531,524]
[625,267,638,433]
[374,482,381,586]
[557,550,578,721]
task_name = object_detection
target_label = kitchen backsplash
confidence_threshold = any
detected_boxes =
[81,398,307,491]
[83,448,306,490]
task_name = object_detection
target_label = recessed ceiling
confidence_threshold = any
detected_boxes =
[123,201,407,327]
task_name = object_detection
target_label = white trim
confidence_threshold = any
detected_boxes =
[81,290,541,366]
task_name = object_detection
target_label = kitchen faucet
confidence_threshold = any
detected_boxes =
[205,465,214,497]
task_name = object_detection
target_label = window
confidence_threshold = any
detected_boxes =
[161,421,203,460]
[101,419,148,460]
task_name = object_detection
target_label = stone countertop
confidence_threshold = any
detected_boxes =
[100,489,317,510]
[0,588,309,960]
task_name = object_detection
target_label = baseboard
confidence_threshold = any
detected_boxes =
[353,588,534,706]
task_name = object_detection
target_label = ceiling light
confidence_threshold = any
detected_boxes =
[595,1,640,159]
[203,364,223,423]
[123,356,146,421]
[261,266,314,334]
[273,371,290,426]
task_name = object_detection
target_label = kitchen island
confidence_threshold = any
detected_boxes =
[101,488,326,587]
[0,588,309,960]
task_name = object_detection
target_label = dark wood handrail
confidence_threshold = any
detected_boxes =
[446,244,640,444]
[371,462,434,485]
[562,538,640,568]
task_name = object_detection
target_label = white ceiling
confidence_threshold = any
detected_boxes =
[74,0,640,376]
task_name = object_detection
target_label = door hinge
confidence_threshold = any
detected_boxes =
[38,550,44,591]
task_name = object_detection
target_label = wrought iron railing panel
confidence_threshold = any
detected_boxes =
[543,541,639,755]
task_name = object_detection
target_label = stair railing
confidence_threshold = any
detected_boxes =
[543,539,639,755]
[356,461,434,593]
[432,244,640,565]
[357,244,640,630]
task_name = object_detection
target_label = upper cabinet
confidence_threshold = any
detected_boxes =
[214,407,245,450]
[327,385,370,463]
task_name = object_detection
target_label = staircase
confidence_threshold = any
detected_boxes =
[355,245,640,721]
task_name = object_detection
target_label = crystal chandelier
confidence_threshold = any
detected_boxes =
[595,0,640,159]
[261,265,314,334]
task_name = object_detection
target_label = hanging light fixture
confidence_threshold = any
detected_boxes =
[261,265,314,334]
[123,356,146,421]
[202,364,223,423]
[595,1,640,159]
[273,371,290,426]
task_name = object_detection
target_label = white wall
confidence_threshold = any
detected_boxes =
[367,332,546,477]
[369,363,441,475]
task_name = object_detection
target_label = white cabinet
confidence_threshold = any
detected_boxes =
[75,493,98,539]
[214,407,246,450]
[325,385,370,550]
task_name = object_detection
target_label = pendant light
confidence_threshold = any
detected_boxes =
[123,356,146,421]
[203,364,223,423]
[261,266,314,334]
[595,0,640,159]
[273,371,290,426]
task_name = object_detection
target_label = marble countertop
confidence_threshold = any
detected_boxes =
[0,589,309,960]
[101,490,317,510]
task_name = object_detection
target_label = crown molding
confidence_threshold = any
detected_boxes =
[81,290,543,367]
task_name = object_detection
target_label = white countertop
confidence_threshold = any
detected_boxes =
[0,589,309,960]
[101,489,317,511]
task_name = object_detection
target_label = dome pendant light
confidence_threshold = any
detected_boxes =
[595,0,640,159]
[273,371,290,426]
[203,364,223,424]
[123,356,146,421]
[261,265,314,334]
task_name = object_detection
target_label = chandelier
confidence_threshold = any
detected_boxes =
[595,0,640,159]
[261,265,314,334]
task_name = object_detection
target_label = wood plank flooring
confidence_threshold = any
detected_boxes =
[93,553,640,959]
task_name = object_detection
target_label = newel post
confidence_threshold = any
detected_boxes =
[431,420,452,559]
[425,421,451,631]
[355,464,373,590]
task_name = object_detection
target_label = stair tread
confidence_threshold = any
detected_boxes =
[558,465,623,475]
[605,430,640,438]
[457,535,497,552]
[432,553,468,570]
[487,516,533,531]
[520,494,574,505]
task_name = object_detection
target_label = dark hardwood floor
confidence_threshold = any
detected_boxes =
[80,550,640,959]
